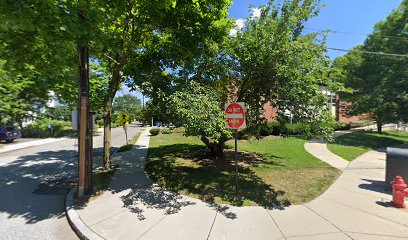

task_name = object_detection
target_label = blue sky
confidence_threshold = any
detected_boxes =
[121,0,402,99]
[229,0,402,59]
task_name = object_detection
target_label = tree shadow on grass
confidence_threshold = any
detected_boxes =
[328,132,408,150]
[145,143,290,210]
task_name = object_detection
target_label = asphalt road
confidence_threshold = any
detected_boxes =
[0,123,142,240]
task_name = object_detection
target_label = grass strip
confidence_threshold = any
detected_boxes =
[146,134,339,207]
[117,128,145,152]
[327,131,408,161]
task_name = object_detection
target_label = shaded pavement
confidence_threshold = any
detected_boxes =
[0,124,141,240]
[73,129,408,240]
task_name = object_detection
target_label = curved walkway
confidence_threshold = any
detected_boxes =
[67,130,408,240]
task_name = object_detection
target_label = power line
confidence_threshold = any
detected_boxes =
[304,27,408,41]
[328,47,408,58]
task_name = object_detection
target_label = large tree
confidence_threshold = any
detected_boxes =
[1,0,232,170]
[113,94,141,121]
[92,0,232,170]
[168,82,231,158]
[227,0,335,126]
[0,0,99,125]
[0,60,51,126]
[333,1,408,133]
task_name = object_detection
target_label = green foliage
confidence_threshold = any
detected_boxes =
[259,122,282,136]
[53,61,110,112]
[113,94,141,121]
[0,61,51,125]
[333,122,352,131]
[117,112,130,126]
[333,1,408,132]
[168,81,232,157]
[22,119,73,138]
[141,100,166,125]
[1,0,233,170]
[281,123,312,138]
[227,0,338,126]
[161,129,173,134]
[149,128,160,136]
[258,121,335,141]
[168,82,232,142]
[42,106,72,121]
[117,144,134,153]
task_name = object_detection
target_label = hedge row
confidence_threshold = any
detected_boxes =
[22,119,75,138]
[258,121,351,139]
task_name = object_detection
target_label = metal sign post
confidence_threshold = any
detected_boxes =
[225,102,246,195]
[234,129,238,194]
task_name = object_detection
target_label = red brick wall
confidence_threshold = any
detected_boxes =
[262,102,278,122]
[261,98,364,123]
[336,99,363,123]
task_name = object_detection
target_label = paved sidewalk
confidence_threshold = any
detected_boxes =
[0,137,66,154]
[304,140,349,170]
[68,129,408,240]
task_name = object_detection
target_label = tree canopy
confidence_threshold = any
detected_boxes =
[113,94,141,121]
[227,0,336,126]
[333,1,408,132]
[168,81,232,158]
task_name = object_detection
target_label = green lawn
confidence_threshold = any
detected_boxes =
[327,131,408,161]
[146,134,339,207]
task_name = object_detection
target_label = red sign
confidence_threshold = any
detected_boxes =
[225,102,246,129]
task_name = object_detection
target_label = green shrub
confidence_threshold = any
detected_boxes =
[117,144,134,152]
[237,125,259,139]
[149,128,160,136]
[172,127,185,133]
[22,118,74,138]
[259,124,272,136]
[96,119,104,128]
[161,129,173,134]
[281,123,312,138]
[242,121,335,139]
[281,123,333,140]
[312,123,335,141]
[333,122,352,131]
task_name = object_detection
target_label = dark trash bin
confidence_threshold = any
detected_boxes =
[385,147,408,190]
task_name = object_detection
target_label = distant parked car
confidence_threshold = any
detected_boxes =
[0,126,21,143]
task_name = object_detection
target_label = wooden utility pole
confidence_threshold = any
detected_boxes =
[78,46,92,198]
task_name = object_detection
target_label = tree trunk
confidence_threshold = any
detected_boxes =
[124,124,128,143]
[376,120,383,134]
[103,96,113,170]
[200,136,225,159]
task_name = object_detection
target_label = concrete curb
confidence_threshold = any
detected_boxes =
[65,188,105,240]
[66,128,146,240]
[0,137,67,154]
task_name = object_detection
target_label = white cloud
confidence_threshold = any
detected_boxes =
[229,18,246,37]
[229,28,238,37]
[252,8,261,18]
[235,18,245,29]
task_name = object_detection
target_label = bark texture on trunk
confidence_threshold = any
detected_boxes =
[377,120,383,134]
[102,64,122,170]
[103,97,112,170]
[200,136,226,159]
